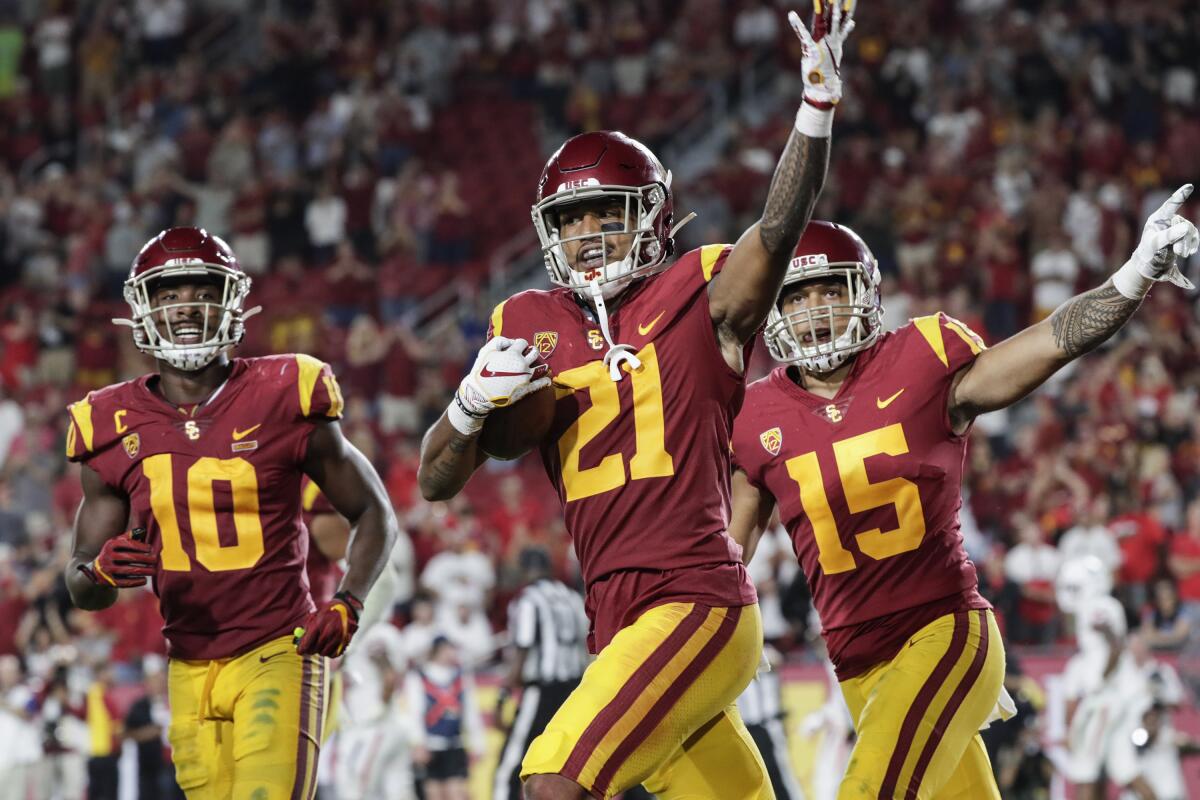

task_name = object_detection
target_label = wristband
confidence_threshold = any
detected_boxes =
[448,392,486,435]
[796,102,835,138]
[1111,258,1153,300]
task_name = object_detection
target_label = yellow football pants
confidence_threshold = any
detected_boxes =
[167,634,330,800]
[837,609,1004,800]
[521,602,773,799]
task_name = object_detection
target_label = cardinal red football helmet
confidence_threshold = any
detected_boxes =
[532,131,677,299]
[116,227,253,371]
[763,221,883,372]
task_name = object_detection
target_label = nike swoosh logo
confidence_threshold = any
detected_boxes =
[638,311,666,336]
[876,389,905,409]
[480,367,528,378]
[232,424,262,441]
[259,649,288,663]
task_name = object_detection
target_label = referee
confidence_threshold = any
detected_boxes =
[737,644,806,800]
[492,547,590,800]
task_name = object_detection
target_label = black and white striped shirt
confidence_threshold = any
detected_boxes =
[508,578,590,685]
[737,668,785,727]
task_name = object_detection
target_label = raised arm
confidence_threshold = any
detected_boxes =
[708,2,853,350]
[949,185,1199,431]
[729,469,778,566]
[65,465,142,611]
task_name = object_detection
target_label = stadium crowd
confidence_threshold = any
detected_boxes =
[1,0,1200,797]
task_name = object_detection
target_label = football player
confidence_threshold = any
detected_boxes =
[64,227,399,800]
[729,192,1200,799]
[417,5,854,798]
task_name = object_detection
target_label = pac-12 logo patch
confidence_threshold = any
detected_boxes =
[122,433,140,459]
[759,427,782,456]
[534,331,559,357]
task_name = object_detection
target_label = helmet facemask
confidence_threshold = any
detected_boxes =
[116,263,254,371]
[764,260,882,374]
[533,180,670,302]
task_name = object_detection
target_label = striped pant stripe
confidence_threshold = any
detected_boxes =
[591,606,742,797]
[903,610,990,799]
[878,611,969,799]
[561,603,711,782]
[290,655,326,800]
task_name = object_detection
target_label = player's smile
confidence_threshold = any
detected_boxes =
[558,199,634,274]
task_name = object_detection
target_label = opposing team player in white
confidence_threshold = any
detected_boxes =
[1053,557,1156,799]
[334,622,427,800]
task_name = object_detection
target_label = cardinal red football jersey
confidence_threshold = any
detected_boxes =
[301,476,343,605]
[488,245,757,650]
[733,313,991,679]
[67,354,345,660]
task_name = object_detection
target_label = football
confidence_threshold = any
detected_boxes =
[478,384,557,460]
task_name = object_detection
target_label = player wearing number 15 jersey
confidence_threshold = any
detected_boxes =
[730,201,1200,799]
[64,227,399,800]
[417,7,854,798]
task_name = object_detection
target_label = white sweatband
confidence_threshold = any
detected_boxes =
[795,103,835,138]
[447,393,486,436]
[1111,258,1153,300]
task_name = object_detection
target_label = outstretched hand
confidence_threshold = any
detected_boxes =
[788,0,856,109]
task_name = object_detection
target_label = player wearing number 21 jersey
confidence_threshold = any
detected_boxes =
[731,202,1200,798]
[64,227,398,800]
[417,8,853,796]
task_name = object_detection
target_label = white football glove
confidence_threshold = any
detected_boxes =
[789,0,855,111]
[1112,183,1199,299]
[448,337,551,435]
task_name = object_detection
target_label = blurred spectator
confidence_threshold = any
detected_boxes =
[84,663,121,800]
[1004,515,1061,644]
[122,656,175,800]
[405,636,484,800]
[1141,576,1194,654]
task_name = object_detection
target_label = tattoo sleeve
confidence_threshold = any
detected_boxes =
[758,130,830,255]
[1048,280,1143,359]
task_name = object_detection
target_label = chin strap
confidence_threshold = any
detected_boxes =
[588,280,641,381]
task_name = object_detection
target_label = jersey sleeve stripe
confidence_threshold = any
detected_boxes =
[560,603,712,784]
[699,244,731,283]
[295,354,326,418]
[68,396,96,453]
[590,606,743,797]
[878,611,970,797]
[905,610,991,796]
[302,480,323,513]
[912,315,951,368]
[321,373,345,418]
[490,300,508,338]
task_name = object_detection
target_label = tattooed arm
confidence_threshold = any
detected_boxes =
[706,3,851,367]
[417,413,489,501]
[948,186,1199,433]
[946,281,1140,433]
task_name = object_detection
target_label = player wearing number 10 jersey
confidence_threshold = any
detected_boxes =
[64,227,398,800]
[417,7,853,798]
[730,202,1200,798]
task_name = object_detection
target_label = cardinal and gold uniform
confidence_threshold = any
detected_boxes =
[733,313,1007,800]
[67,354,345,800]
[491,245,768,799]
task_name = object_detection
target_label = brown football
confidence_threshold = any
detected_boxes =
[478,384,557,460]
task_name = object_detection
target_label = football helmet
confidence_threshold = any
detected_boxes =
[763,221,882,373]
[532,131,679,300]
[1055,555,1114,616]
[114,227,255,371]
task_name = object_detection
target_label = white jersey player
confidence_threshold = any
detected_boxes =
[335,623,426,800]
[1055,557,1154,797]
